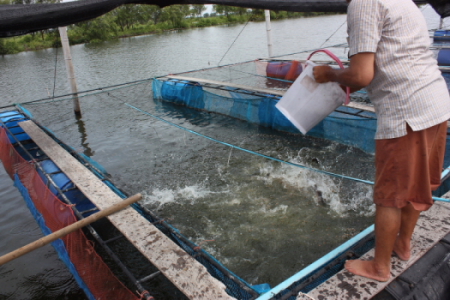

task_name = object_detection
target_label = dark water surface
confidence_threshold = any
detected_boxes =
[0,5,444,299]
[0,165,85,299]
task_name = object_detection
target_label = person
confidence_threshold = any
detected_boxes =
[313,0,450,282]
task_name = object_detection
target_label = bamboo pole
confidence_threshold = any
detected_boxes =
[58,26,81,116]
[0,193,142,266]
[264,10,273,57]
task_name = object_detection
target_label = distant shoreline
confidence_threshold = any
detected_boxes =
[0,10,340,55]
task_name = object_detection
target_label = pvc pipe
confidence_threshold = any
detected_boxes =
[265,10,273,57]
[255,225,374,300]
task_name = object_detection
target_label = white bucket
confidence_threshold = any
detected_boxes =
[275,49,350,134]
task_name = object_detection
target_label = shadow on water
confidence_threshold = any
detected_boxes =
[75,114,94,157]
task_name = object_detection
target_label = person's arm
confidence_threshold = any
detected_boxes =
[313,52,375,91]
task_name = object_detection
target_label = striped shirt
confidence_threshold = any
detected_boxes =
[347,0,450,139]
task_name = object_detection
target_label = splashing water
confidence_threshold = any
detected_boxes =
[142,152,374,286]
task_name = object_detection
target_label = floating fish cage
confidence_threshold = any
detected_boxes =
[2,54,450,300]
[151,57,450,298]
[0,110,259,300]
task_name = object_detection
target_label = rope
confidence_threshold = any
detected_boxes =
[137,290,154,300]
[0,78,152,109]
[319,19,347,49]
[6,92,450,203]
[0,103,15,110]
[20,80,150,106]
[223,66,295,83]
[0,44,346,110]
[217,19,251,66]
[162,44,344,79]
[125,103,374,186]
[124,103,450,204]
[268,43,348,60]
[193,240,215,251]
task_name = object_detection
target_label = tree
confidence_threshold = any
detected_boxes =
[214,5,232,17]
[71,14,117,43]
[0,37,7,55]
[235,7,248,16]
[251,9,265,20]
[137,5,163,25]
[112,5,138,31]
[161,5,190,28]
[190,5,206,17]
[213,5,249,17]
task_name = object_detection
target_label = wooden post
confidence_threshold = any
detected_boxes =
[265,10,273,58]
[0,193,142,266]
[58,26,81,116]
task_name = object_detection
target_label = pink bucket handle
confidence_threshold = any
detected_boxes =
[307,49,350,105]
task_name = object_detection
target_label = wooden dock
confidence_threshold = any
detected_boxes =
[296,200,450,300]
[19,120,235,300]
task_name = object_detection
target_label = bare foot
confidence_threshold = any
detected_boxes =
[345,259,391,282]
[392,238,411,261]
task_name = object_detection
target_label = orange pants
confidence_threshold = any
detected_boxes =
[374,122,448,211]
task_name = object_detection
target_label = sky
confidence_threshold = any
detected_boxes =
[205,4,213,14]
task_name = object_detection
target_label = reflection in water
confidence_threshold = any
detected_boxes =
[75,114,94,157]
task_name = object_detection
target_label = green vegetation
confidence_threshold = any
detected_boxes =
[0,3,338,55]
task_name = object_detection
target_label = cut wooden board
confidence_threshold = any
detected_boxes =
[346,101,375,113]
[296,201,450,300]
[19,120,235,300]
[166,74,287,96]
[164,75,376,113]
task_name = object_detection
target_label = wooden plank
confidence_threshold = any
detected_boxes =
[166,74,286,96]
[19,120,235,300]
[258,58,350,65]
[296,201,450,300]
[258,55,450,72]
[164,75,376,113]
[346,102,375,113]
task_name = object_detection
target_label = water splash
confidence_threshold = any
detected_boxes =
[255,157,374,217]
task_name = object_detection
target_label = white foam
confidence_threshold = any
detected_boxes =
[142,184,220,208]
[142,188,176,208]
[259,204,289,215]
[255,157,374,217]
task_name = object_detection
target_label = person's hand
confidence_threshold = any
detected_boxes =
[313,65,333,83]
